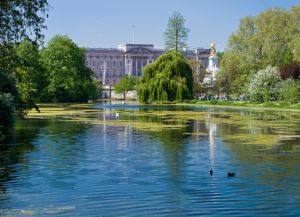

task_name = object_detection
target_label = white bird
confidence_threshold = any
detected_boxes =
[115,113,120,118]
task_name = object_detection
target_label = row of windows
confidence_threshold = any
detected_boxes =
[88,55,154,60]
[87,60,150,68]
[87,61,124,68]
[96,71,142,77]
[88,55,122,60]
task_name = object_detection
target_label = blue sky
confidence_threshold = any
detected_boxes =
[44,0,300,51]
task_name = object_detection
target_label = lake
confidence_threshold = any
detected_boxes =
[1,101,300,216]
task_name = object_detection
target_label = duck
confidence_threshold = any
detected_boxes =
[209,170,213,176]
[228,171,235,177]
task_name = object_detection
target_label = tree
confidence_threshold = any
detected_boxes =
[41,35,97,102]
[82,80,102,100]
[0,0,48,142]
[0,72,17,142]
[114,76,136,100]
[164,11,189,52]
[279,79,299,103]
[189,59,206,97]
[15,40,46,115]
[219,6,300,96]
[280,61,300,80]
[247,66,282,102]
[0,0,48,44]
[137,51,193,103]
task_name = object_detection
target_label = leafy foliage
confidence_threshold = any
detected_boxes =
[219,6,300,96]
[0,0,48,44]
[247,66,282,102]
[189,60,206,97]
[41,35,99,102]
[82,80,102,100]
[114,76,136,100]
[280,61,300,80]
[279,79,299,103]
[15,40,46,115]
[164,11,189,52]
[137,51,193,103]
[0,0,48,141]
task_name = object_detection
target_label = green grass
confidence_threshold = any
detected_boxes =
[181,100,300,110]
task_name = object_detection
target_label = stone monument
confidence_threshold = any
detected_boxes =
[203,42,219,84]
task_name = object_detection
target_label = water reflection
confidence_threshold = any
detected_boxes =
[0,103,300,216]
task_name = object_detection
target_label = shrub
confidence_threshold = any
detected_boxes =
[247,66,281,102]
[280,61,300,80]
[279,79,299,103]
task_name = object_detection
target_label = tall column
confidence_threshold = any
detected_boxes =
[140,57,143,76]
[102,60,107,85]
[135,56,138,77]
[129,56,133,76]
[124,54,128,76]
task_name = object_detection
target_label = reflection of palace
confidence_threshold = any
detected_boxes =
[86,44,210,85]
[206,114,217,165]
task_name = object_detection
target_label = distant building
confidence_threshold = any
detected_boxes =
[85,44,210,86]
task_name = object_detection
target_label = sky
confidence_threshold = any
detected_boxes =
[43,0,300,51]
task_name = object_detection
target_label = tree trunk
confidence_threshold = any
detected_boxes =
[175,29,178,52]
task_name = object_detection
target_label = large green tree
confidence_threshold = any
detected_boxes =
[137,51,193,103]
[15,40,46,114]
[219,6,300,96]
[41,35,98,102]
[164,11,189,52]
[0,0,48,142]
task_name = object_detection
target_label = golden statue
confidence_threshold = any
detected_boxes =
[210,42,216,56]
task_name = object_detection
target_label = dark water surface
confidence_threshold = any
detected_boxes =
[1,102,300,216]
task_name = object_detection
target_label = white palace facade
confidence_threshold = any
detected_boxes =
[85,44,211,86]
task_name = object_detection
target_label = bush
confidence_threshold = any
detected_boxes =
[280,61,300,80]
[279,79,299,103]
[247,66,281,102]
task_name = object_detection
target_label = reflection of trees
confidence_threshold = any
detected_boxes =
[151,124,193,179]
[125,108,194,179]
[0,119,45,206]
[28,119,89,189]
[0,118,90,206]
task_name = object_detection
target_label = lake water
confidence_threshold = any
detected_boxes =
[1,102,300,216]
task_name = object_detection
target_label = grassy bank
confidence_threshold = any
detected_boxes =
[179,100,300,111]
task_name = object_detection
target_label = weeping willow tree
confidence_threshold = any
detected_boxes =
[137,51,193,103]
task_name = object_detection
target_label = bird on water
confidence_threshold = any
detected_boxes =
[209,170,213,176]
[228,171,235,177]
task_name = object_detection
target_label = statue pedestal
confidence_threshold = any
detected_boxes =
[203,54,219,84]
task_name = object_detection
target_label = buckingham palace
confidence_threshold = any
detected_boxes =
[85,44,210,86]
